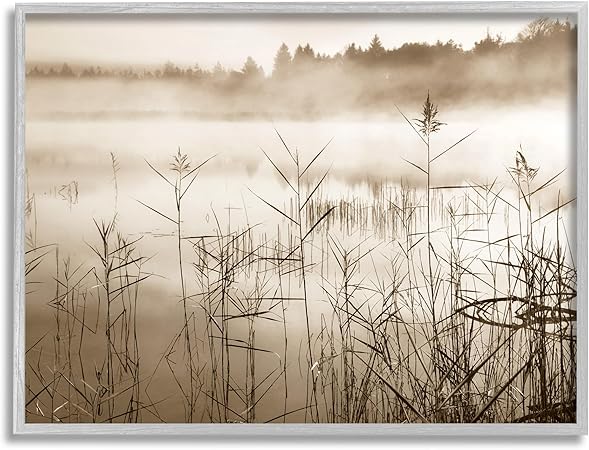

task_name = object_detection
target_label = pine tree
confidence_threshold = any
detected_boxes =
[242,56,264,80]
[273,43,292,79]
[59,63,75,77]
[343,43,362,64]
[368,34,386,59]
[293,43,316,67]
[213,62,227,80]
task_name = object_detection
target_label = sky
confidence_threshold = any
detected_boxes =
[26,13,574,72]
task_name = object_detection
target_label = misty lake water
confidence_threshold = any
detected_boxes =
[24,97,577,423]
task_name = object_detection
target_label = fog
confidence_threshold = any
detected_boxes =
[23,16,578,425]
[25,91,575,199]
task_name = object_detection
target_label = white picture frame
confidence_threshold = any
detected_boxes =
[13,1,588,436]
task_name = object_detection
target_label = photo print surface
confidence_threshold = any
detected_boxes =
[24,13,578,424]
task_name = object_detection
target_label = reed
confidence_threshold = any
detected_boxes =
[24,94,577,424]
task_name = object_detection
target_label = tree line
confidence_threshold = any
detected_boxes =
[27,19,575,80]
[26,18,576,111]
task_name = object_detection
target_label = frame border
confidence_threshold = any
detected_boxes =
[13,1,589,436]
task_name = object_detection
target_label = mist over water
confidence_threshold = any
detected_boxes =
[23,16,578,424]
[25,91,576,423]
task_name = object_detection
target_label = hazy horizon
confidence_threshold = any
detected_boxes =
[26,13,575,72]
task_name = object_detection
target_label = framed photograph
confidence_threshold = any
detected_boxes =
[14,1,588,436]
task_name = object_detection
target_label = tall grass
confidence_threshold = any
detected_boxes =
[24,93,577,424]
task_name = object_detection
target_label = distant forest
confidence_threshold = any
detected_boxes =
[27,18,577,115]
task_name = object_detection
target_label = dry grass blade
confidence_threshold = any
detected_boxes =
[144,159,174,188]
[180,153,217,181]
[248,188,299,226]
[301,166,331,211]
[264,404,315,423]
[301,206,336,242]
[395,104,428,146]
[401,157,428,175]
[260,147,297,194]
[274,128,297,164]
[135,199,177,224]
[532,198,576,224]
[430,129,477,163]
[300,137,333,178]
[471,355,535,423]
[359,356,427,422]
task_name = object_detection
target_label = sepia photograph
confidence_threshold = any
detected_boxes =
[21,7,579,426]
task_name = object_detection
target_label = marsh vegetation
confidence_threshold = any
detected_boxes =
[24,91,577,424]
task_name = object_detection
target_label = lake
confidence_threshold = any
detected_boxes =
[24,86,577,423]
